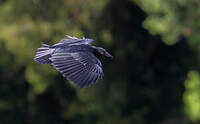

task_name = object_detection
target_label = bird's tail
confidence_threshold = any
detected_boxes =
[34,44,55,64]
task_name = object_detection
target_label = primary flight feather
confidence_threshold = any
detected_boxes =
[34,35,113,88]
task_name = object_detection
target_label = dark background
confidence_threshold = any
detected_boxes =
[0,0,200,124]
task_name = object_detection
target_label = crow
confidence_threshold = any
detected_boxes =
[34,35,113,88]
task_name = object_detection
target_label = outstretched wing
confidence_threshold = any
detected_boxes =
[52,35,94,47]
[49,52,104,88]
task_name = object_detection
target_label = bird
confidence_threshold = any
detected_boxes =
[34,35,113,88]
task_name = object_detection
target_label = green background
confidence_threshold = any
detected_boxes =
[0,0,200,123]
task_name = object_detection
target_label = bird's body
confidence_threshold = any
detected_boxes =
[34,35,113,88]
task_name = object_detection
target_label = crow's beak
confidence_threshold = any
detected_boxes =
[105,52,113,59]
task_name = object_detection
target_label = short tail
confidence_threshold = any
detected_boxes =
[34,44,54,64]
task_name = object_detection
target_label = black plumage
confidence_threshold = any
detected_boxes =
[34,35,113,88]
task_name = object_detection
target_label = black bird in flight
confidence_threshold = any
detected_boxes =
[34,35,113,88]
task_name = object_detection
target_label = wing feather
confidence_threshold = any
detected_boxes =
[75,71,90,87]
[50,52,103,88]
[68,68,85,81]
[79,72,92,88]
[85,73,96,87]
[52,35,94,47]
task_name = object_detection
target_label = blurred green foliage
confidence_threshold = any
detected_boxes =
[184,71,200,122]
[0,0,199,124]
[132,0,200,45]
